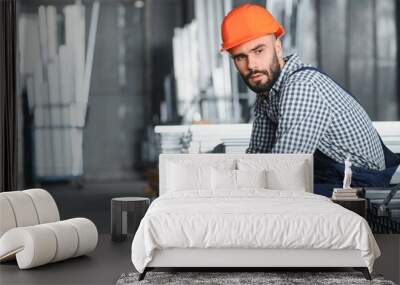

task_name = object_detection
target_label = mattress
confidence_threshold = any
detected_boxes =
[131,190,380,273]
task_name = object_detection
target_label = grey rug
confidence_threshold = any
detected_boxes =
[116,271,396,285]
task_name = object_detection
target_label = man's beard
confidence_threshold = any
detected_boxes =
[241,51,281,94]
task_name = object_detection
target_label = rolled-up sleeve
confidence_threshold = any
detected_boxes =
[271,81,331,153]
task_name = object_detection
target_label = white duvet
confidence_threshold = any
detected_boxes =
[131,190,380,273]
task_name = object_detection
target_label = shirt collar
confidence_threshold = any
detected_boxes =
[258,53,305,99]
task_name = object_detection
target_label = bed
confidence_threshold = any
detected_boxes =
[131,154,380,280]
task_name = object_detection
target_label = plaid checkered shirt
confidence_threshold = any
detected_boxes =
[246,53,385,171]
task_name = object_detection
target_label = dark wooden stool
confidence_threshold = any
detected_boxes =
[111,197,150,242]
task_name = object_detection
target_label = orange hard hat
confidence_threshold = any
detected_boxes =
[220,4,285,52]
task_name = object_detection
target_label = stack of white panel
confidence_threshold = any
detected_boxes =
[172,22,200,120]
[18,2,99,179]
[33,128,83,177]
[221,138,250,153]
[171,0,234,124]
[159,133,184,154]
[155,124,252,154]
[189,129,224,153]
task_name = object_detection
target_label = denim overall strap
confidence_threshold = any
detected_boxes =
[289,66,400,196]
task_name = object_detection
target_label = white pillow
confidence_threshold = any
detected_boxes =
[267,162,307,191]
[237,158,309,191]
[166,158,236,192]
[211,168,236,190]
[167,162,211,191]
[236,169,267,189]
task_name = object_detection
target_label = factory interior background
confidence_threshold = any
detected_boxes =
[10,0,400,233]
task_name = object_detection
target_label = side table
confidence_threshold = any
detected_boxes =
[331,198,367,218]
[111,197,150,242]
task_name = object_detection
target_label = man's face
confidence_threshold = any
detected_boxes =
[229,35,282,93]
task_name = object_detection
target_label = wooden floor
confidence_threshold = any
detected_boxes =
[0,234,133,285]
